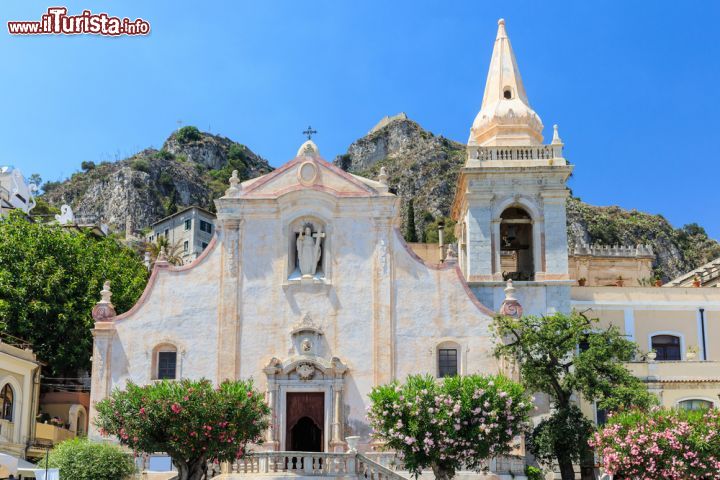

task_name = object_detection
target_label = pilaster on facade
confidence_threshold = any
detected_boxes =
[372,216,395,385]
[88,322,116,439]
[217,218,243,382]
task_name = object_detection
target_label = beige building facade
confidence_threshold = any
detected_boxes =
[147,206,216,264]
[573,287,720,416]
[0,335,41,459]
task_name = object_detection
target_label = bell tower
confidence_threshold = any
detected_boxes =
[452,19,573,314]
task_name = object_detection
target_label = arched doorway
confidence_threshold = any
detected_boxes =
[289,416,322,452]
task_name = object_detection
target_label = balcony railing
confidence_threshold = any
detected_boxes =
[468,145,563,162]
[34,422,75,444]
[0,419,14,442]
[626,359,720,382]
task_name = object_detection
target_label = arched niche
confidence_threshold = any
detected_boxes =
[68,404,88,436]
[287,216,329,282]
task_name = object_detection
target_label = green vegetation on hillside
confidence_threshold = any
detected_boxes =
[567,197,720,280]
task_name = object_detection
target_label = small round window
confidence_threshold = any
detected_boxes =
[503,88,512,99]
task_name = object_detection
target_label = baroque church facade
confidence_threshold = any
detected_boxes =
[89,18,720,457]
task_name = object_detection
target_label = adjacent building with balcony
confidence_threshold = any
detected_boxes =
[147,206,216,264]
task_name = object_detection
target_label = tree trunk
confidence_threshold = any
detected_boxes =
[556,454,576,480]
[580,449,596,480]
[174,457,207,480]
[431,463,452,480]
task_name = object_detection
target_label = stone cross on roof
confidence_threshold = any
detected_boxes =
[302,125,317,140]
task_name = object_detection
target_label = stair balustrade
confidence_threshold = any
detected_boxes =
[226,451,405,479]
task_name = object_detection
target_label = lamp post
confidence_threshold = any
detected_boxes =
[438,221,445,262]
[44,444,50,479]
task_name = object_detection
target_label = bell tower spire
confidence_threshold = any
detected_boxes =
[469,19,543,146]
[453,19,574,316]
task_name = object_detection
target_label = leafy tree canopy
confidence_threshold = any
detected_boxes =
[95,378,270,480]
[368,374,531,480]
[494,312,655,411]
[0,211,148,376]
[176,125,202,144]
[44,437,136,480]
[493,312,656,480]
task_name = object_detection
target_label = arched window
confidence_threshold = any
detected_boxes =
[651,335,681,361]
[0,384,13,421]
[679,399,713,411]
[437,342,460,378]
[500,207,533,281]
[152,344,178,380]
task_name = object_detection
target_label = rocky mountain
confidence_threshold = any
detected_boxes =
[335,114,466,243]
[42,127,272,231]
[334,116,720,281]
[40,119,718,280]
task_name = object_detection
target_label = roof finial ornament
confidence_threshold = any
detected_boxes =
[91,280,117,322]
[224,169,241,197]
[378,166,388,185]
[496,18,507,38]
[552,124,564,146]
[157,246,168,263]
[499,279,523,318]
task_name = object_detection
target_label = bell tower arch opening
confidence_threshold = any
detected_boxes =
[500,207,534,281]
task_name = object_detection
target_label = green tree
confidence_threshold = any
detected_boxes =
[176,125,202,143]
[0,211,148,376]
[95,378,270,480]
[493,312,655,480]
[31,197,60,218]
[423,216,457,245]
[28,173,43,187]
[80,161,96,171]
[368,374,532,480]
[44,438,136,480]
[404,199,418,242]
[146,236,185,266]
[165,189,180,215]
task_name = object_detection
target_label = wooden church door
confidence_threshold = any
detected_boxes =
[286,392,324,452]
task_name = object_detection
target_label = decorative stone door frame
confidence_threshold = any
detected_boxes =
[264,356,347,453]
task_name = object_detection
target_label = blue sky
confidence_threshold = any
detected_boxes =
[1,1,719,238]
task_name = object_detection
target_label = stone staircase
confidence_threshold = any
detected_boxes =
[212,451,525,480]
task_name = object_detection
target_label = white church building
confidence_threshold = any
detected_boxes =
[88,18,720,477]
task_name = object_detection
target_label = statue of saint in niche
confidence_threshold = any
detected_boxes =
[297,226,325,277]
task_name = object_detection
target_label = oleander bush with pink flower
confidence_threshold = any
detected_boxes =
[368,374,531,480]
[591,407,720,480]
[95,378,270,480]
